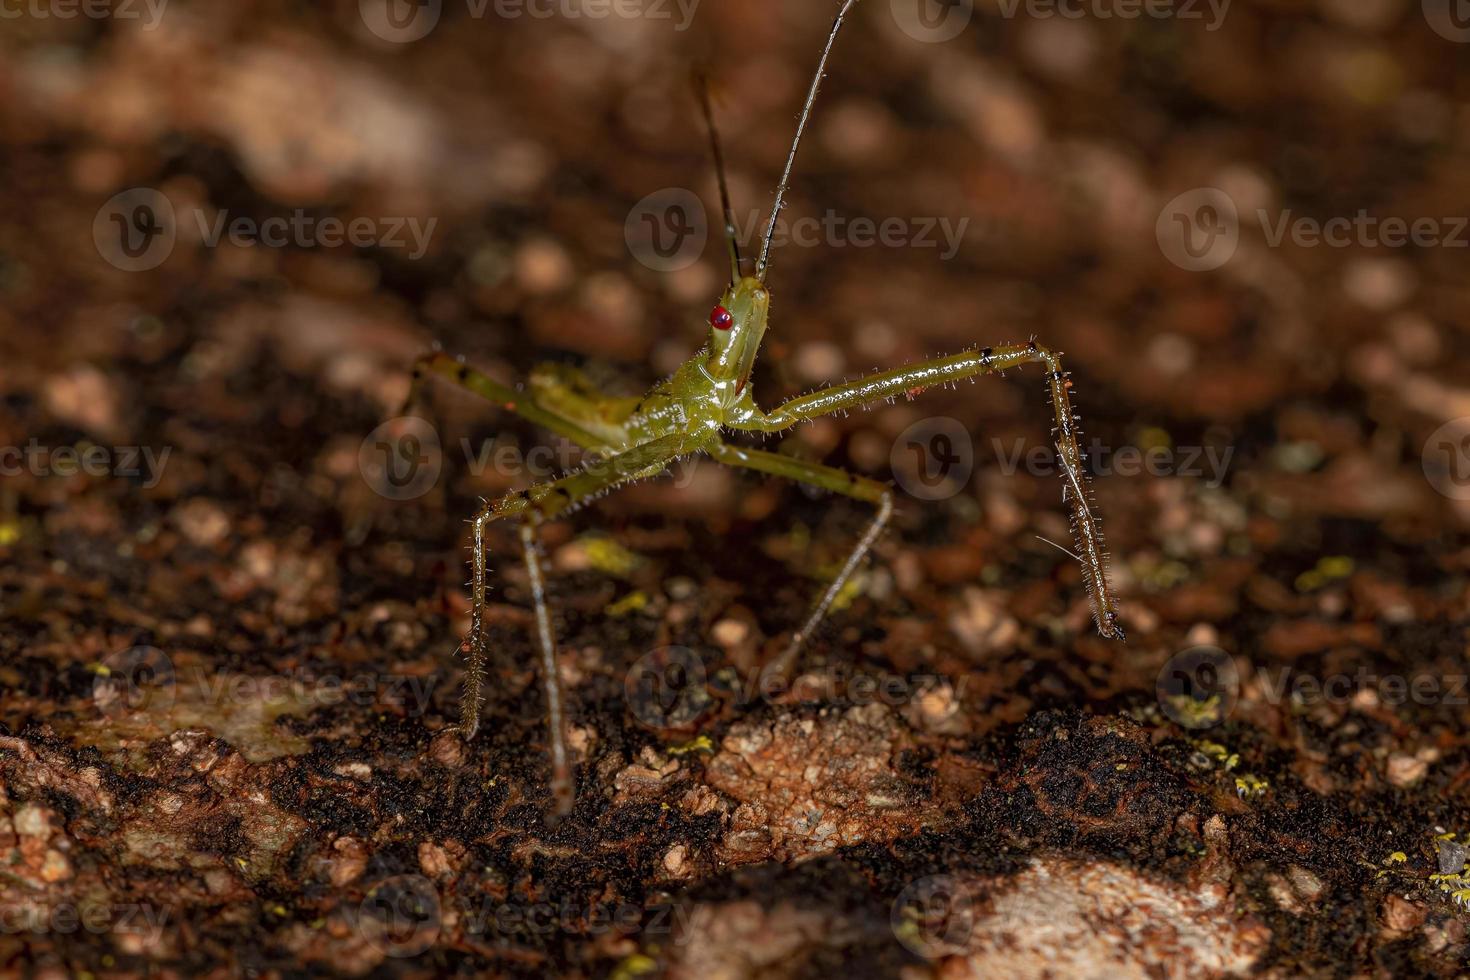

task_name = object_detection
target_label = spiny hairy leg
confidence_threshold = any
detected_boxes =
[458,431,701,817]
[402,350,608,450]
[734,341,1123,639]
[709,443,894,681]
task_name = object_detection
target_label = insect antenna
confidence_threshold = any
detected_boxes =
[694,70,743,284]
[756,0,862,282]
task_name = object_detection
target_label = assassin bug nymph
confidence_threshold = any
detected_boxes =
[400,0,1123,818]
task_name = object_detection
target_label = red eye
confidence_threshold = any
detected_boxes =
[709,305,734,330]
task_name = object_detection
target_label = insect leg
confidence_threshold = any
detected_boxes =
[403,350,608,450]
[732,342,1123,640]
[709,442,893,681]
[458,431,701,817]
[518,517,571,817]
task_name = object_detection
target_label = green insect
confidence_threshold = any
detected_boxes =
[400,0,1122,818]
